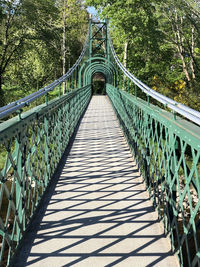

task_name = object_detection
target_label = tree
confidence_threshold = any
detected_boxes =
[0,0,59,104]
[86,0,200,110]
[0,0,25,101]
[0,0,89,106]
[156,0,200,85]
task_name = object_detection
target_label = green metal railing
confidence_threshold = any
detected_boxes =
[0,85,91,266]
[107,84,200,267]
[1,18,200,267]
[108,32,200,126]
[0,21,91,267]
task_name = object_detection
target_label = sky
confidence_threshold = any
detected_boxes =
[87,6,98,17]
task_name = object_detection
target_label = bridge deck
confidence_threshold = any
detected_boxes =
[14,96,179,267]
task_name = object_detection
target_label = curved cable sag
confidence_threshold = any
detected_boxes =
[108,33,200,126]
[0,31,90,120]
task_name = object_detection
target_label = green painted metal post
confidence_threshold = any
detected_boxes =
[135,84,137,98]
[128,78,130,93]
[44,115,50,186]
[45,93,48,105]
[15,135,24,241]
[17,109,22,121]
[173,110,176,120]
[167,133,178,231]
[147,94,150,106]
[144,149,150,187]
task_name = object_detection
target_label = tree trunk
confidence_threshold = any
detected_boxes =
[177,48,191,82]
[123,41,128,68]
[172,10,191,83]
[62,0,67,95]
[190,26,195,79]
[123,41,128,88]
[0,73,5,107]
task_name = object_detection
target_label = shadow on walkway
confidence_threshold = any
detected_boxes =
[13,96,178,267]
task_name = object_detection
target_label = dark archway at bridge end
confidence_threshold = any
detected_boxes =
[92,72,106,95]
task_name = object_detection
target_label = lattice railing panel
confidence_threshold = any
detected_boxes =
[0,85,91,266]
[107,84,200,267]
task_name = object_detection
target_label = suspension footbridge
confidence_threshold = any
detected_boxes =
[0,20,200,267]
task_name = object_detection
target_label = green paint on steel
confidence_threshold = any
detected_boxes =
[0,85,91,266]
[78,19,117,89]
[1,18,200,267]
[106,84,200,267]
[79,58,117,87]
[78,57,117,88]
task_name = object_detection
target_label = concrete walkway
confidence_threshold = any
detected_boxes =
[14,96,179,267]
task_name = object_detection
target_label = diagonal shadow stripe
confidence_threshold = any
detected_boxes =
[12,96,179,267]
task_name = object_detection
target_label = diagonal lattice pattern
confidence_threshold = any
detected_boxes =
[13,96,178,267]
[107,84,200,267]
[0,86,91,266]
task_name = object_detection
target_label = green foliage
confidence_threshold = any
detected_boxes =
[93,80,105,95]
[0,0,89,107]
[86,0,200,111]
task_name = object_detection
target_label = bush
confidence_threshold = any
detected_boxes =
[92,81,106,95]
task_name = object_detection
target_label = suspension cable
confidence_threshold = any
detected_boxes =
[108,33,200,126]
[0,31,90,120]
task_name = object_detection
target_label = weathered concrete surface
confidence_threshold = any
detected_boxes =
[14,96,179,267]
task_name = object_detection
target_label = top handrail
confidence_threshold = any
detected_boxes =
[108,32,200,126]
[1,22,200,126]
[0,31,89,120]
